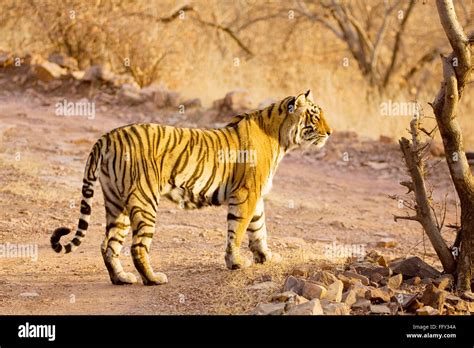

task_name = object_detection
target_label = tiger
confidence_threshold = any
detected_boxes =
[51,90,332,286]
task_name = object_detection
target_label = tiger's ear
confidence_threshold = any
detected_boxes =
[294,90,311,108]
[304,89,314,102]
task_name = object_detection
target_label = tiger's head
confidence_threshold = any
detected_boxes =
[280,90,332,151]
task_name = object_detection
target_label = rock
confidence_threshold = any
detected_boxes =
[416,306,439,315]
[337,273,360,291]
[355,264,392,278]
[283,276,305,295]
[292,265,311,277]
[365,287,392,302]
[421,278,433,285]
[326,280,344,302]
[167,91,181,108]
[461,291,474,302]
[379,135,394,144]
[377,255,389,267]
[376,238,397,248]
[351,282,370,299]
[120,90,143,105]
[370,304,392,314]
[293,295,309,305]
[364,250,382,263]
[351,299,371,311]
[0,52,14,68]
[71,70,85,80]
[433,274,454,290]
[251,302,286,315]
[320,300,350,315]
[454,299,469,312]
[247,281,277,291]
[110,74,139,89]
[387,274,403,290]
[406,276,422,286]
[139,84,168,107]
[370,273,384,284]
[286,299,324,315]
[82,64,114,82]
[390,256,441,279]
[34,61,68,81]
[444,303,457,315]
[343,271,370,286]
[445,293,462,305]
[182,98,202,109]
[394,293,418,309]
[302,282,327,300]
[271,291,298,303]
[222,89,253,112]
[408,299,425,312]
[420,284,446,313]
[312,271,339,287]
[48,53,78,70]
[24,53,44,66]
[342,289,357,306]
[212,98,225,110]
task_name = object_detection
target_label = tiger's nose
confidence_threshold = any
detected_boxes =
[326,128,332,136]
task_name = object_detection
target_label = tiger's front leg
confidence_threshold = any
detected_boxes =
[225,189,257,270]
[246,198,274,264]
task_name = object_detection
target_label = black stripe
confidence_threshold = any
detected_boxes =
[136,232,154,238]
[71,238,81,246]
[267,103,275,117]
[227,213,244,221]
[251,213,263,223]
[247,224,263,233]
[82,185,94,198]
[80,200,91,215]
[211,189,221,206]
[78,219,88,230]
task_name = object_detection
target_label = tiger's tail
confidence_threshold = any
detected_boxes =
[51,136,106,254]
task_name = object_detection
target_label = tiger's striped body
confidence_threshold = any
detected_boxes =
[51,90,332,285]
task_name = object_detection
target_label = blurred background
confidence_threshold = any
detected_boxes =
[0,0,473,145]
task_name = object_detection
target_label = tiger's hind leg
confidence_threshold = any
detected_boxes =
[129,200,168,286]
[101,208,137,285]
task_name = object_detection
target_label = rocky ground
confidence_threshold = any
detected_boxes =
[0,52,472,315]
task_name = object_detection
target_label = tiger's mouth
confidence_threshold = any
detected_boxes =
[310,135,329,148]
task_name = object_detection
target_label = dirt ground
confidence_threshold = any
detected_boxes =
[0,92,459,315]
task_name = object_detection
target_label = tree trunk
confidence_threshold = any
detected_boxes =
[433,0,473,291]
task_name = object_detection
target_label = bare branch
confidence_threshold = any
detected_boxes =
[393,214,419,222]
[397,119,456,273]
[383,0,416,88]
[400,181,414,194]
[294,1,344,40]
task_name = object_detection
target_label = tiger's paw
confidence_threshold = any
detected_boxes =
[253,250,282,264]
[225,254,252,270]
[142,272,168,286]
[111,271,138,285]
